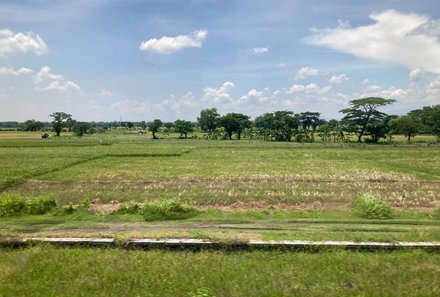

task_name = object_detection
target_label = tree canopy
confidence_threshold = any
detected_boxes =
[340,97,395,142]
[198,108,220,133]
[50,112,72,136]
[218,113,251,140]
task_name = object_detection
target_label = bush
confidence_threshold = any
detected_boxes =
[112,203,141,215]
[0,194,26,216]
[141,199,198,221]
[352,194,392,219]
[26,196,57,215]
[0,194,56,216]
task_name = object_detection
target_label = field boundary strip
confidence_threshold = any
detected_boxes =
[2,237,440,251]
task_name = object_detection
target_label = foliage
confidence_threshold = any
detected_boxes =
[112,203,142,214]
[408,105,440,137]
[218,113,252,140]
[174,120,194,138]
[0,193,56,216]
[255,111,299,141]
[340,97,395,142]
[198,108,220,133]
[50,112,73,136]
[0,193,26,216]
[389,115,423,141]
[148,119,163,139]
[352,194,392,219]
[72,121,93,136]
[141,199,198,221]
[18,119,45,131]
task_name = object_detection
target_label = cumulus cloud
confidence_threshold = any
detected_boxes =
[307,10,440,74]
[202,81,235,104]
[239,88,271,104]
[42,81,80,92]
[294,66,319,79]
[329,73,349,84]
[158,92,199,113]
[139,30,208,54]
[34,66,80,92]
[0,66,33,75]
[248,47,269,54]
[287,83,332,95]
[0,29,47,57]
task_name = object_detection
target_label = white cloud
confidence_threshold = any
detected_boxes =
[294,66,319,79]
[42,81,80,92]
[158,91,199,113]
[34,66,64,83]
[409,68,424,81]
[139,30,208,54]
[0,29,47,57]
[33,66,80,92]
[361,79,371,84]
[276,63,287,68]
[99,89,113,97]
[287,83,332,95]
[248,47,269,54]
[329,73,349,84]
[239,88,271,103]
[202,81,235,104]
[307,10,440,74]
[0,66,33,75]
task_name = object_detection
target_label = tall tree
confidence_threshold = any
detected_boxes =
[389,115,423,141]
[174,120,194,138]
[198,108,220,133]
[148,119,162,139]
[340,97,395,142]
[218,113,251,140]
[255,111,299,142]
[49,112,72,136]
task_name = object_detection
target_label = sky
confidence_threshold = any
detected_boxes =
[1,0,440,122]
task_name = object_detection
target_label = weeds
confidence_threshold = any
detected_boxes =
[0,193,56,216]
[112,203,141,215]
[352,194,392,219]
[141,199,198,221]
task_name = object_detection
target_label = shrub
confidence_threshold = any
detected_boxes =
[0,194,56,216]
[0,194,26,216]
[26,196,57,215]
[112,203,141,215]
[352,194,392,219]
[141,199,198,221]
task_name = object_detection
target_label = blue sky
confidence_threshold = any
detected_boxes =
[1,0,440,121]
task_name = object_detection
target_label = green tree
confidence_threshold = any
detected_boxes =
[409,105,440,137]
[389,115,423,141]
[49,112,72,136]
[18,119,45,131]
[148,119,162,139]
[255,111,299,142]
[198,108,220,133]
[218,113,251,140]
[340,97,395,142]
[72,122,92,136]
[174,120,194,138]
[298,112,322,142]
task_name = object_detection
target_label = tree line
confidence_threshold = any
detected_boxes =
[3,97,440,142]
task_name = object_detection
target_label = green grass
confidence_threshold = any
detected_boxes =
[1,246,439,296]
